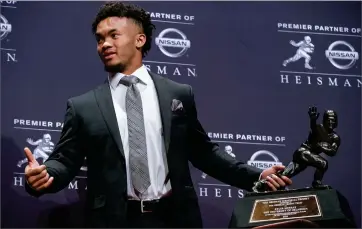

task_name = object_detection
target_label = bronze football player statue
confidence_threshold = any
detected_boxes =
[253,106,341,192]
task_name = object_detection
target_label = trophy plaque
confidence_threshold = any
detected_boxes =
[229,107,356,228]
[249,194,321,223]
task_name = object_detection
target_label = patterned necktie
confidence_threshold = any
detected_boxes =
[120,75,150,195]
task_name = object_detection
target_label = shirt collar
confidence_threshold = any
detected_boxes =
[108,65,150,90]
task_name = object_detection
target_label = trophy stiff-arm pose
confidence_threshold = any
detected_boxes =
[253,106,340,192]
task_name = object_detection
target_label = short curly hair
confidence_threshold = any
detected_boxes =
[91,1,156,57]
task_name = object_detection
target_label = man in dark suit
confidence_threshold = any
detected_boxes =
[24,2,292,228]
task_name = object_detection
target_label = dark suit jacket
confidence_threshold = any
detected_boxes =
[25,72,262,228]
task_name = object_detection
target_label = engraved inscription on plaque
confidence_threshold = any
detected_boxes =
[249,195,322,223]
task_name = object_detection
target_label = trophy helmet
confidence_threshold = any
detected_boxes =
[323,110,338,130]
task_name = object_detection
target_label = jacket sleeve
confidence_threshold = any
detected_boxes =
[186,86,262,191]
[25,99,86,197]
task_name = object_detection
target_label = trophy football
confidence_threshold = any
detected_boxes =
[229,106,356,228]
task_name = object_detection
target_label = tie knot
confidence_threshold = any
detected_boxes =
[120,75,139,86]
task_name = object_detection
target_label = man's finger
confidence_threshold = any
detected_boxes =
[28,169,48,186]
[25,165,46,178]
[266,176,280,188]
[24,147,35,163]
[272,165,285,171]
[281,176,292,185]
[28,165,47,176]
[33,173,50,188]
[266,181,277,191]
[271,174,286,186]
[36,177,54,191]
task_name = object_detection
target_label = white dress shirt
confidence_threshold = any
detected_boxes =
[108,65,171,200]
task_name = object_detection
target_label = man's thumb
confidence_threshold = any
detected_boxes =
[24,147,35,163]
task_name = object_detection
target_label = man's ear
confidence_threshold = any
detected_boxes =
[136,33,146,49]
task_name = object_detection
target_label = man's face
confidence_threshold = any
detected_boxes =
[95,17,144,72]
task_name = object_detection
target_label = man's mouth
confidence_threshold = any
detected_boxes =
[103,52,116,60]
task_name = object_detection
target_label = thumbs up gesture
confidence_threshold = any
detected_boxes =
[24,147,54,191]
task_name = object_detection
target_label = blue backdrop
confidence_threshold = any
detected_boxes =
[1,1,361,228]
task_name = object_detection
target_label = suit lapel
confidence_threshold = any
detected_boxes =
[149,72,172,153]
[94,82,125,159]
[94,72,172,156]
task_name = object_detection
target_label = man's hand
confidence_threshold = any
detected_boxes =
[260,165,292,191]
[24,147,54,191]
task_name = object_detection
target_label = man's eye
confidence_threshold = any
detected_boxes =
[96,36,103,44]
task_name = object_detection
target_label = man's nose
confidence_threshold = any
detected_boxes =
[101,40,113,50]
